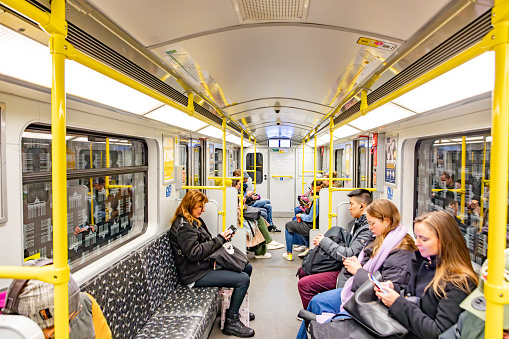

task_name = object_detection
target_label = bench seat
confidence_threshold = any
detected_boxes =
[81,231,220,339]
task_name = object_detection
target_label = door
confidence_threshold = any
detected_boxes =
[192,140,202,186]
[269,148,296,213]
[245,148,268,197]
[179,141,189,199]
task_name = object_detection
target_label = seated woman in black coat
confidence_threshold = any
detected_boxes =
[376,211,478,339]
[169,190,254,338]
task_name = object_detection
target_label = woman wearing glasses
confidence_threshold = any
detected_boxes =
[297,199,417,339]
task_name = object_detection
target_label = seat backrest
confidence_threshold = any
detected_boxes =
[0,315,44,339]
[81,231,179,339]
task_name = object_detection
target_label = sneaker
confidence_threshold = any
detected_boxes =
[267,241,284,250]
[254,252,272,259]
[282,252,293,261]
[294,245,307,252]
[298,249,310,258]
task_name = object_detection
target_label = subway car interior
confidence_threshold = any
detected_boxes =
[0,0,507,338]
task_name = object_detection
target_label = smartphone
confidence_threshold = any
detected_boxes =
[336,251,347,259]
[228,225,237,235]
[368,273,388,293]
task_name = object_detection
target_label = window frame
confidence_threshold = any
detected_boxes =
[21,123,149,271]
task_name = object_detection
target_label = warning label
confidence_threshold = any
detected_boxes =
[357,37,397,51]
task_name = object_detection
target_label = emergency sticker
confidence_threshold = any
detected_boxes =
[357,37,397,51]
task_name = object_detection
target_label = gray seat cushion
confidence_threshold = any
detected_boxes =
[154,285,219,318]
[134,315,208,339]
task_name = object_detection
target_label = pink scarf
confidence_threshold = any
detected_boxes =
[340,225,408,312]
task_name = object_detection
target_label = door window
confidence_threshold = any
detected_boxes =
[246,153,263,184]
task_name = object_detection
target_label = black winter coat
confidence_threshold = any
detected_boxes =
[169,216,226,285]
[388,251,476,339]
[337,236,415,291]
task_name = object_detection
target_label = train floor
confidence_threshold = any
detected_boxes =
[209,218,304,339]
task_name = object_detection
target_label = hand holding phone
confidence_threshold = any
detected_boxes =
[369,273,388,293]
[228,225,237,235]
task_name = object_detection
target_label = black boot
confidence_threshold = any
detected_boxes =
[223,312,255,337]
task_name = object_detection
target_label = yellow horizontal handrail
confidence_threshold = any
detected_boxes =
[312,178,351,182]
[245,170,255,172]
[272,175,293,178]
[182,185,224,190]
[303,171,324,173]
[431,188,465,193]
[107,185,132,188]
[208,176,242,180]
[0,265,69,284]
[329,187,377,192]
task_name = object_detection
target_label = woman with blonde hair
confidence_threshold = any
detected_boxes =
[375,211,478,338]
[296,199,416,339]
[169,190,255,338]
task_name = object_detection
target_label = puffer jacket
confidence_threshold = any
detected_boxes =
[169,216,226,285]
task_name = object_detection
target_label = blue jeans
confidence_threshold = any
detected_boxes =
[252,199,273,225]
[285,228,308,253]
[296,288,349,339]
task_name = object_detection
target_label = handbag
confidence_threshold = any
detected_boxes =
[343,272,408,338]
[245,218,266,248]
[207,242,249,273]
[243,205,261,220]
[309,317,377,339]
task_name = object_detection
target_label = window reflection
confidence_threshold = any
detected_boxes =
[415,133,495,266]
[22,126,147,268]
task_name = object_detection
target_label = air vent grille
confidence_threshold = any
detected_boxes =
[233,0,309,23]
[334,9,493,126]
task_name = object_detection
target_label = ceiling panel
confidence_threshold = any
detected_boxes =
[152,26,378,105]
[306,0,450,41]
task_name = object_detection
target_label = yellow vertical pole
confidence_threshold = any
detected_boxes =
[49,0,69,337]
[313,130,317,230]
[329,117,334,229]
[302,140,305,194]
[89,143,94,225]
[254,140,257,192]
[240,133,244,227]
[460,136,466,222]
[105,138,110,220]
[480,137,487,228]
[222,118,227,231]
[485,3,509,336]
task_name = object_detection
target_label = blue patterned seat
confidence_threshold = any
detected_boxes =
[81,231,220,339]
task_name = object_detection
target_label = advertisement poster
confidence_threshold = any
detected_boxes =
[345,144,351,176]
[163,136,174,182]
[385,136,397,185]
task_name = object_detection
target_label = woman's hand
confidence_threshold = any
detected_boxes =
[220,230,232,241]
[343,256,362,275]
[313,234,324,246]
[375,282,400,308]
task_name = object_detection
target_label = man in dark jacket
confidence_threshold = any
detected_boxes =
[297,189,374,308]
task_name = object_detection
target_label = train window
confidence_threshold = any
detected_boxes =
[214,148,223,176]
[22,125,148,269]
[192,141,202,186]
[246,153,263,184]
[415,132,496,266]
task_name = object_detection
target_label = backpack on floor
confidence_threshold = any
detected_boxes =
[300,226,351,276]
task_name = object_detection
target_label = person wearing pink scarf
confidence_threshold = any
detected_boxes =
[296,199,417,339]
